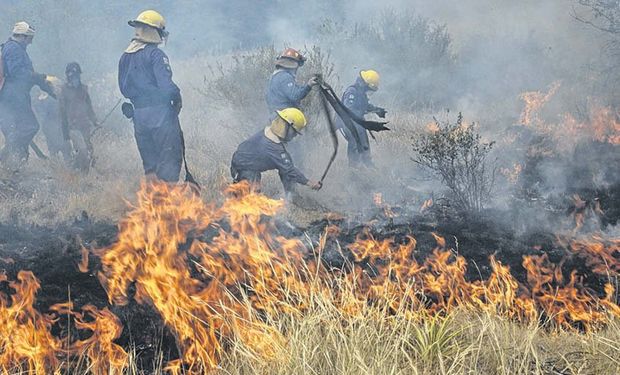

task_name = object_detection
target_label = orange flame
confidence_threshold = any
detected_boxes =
[4,180,618,371]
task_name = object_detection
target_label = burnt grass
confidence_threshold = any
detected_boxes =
[0,184,619,369]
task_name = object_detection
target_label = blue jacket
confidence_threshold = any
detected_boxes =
[232,129,309,186]
[342,77,378,117]
[265,69,311,117]
[118,44,181,108]
[0,38,46,102]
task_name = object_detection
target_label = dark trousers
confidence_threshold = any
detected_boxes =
[0,97,40,164]
[341,124,372,167]
[133,104,183,182]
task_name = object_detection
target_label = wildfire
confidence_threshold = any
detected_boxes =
[518,83,620,151]
[0,271,126,373]
[499,163,523,184]
[1,181,619,372]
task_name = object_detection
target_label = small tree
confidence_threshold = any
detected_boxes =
[412,113,496,212]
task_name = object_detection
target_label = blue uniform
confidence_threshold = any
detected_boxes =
[231,129,309,193]
[265,68,311,168]
[265,69,311,118]
[118,44,182,182]
[0,38,48,162]
[338,77,379,167]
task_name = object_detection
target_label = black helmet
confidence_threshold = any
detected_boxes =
[65,62,82,76]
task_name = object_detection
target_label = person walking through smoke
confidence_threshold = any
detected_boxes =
[0,22,57,170]
[59,62,98,172]
[118,10,183,182]
[337,69,386,168]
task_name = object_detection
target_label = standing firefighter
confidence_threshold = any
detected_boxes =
[231,108,321,195]
[118,10,183,182]
[338,70,387,167]
[59,62,98,172]
[266,48,318,167]
[0,22,56,168]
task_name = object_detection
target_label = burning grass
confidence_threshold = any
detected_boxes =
[0,180,619,373]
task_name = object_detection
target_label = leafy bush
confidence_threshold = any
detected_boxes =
[412,113,496,212]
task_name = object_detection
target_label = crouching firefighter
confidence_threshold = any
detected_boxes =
[118,10,184,182]
[231,108,321,196]
[0,22,57,168]
[338,69,387,167]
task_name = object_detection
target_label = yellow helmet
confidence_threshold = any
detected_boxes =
[360,70,380,91]
[277,108,307,133]
[129,10,166,31]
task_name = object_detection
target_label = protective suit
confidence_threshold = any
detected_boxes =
[266,69,312,119]
[118,12,182,182]
[338,76,382,167]
[231,108,319,194]
[0,30,52,166]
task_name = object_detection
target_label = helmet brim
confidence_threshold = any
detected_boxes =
[275,58,300,69]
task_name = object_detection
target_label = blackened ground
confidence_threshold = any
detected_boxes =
[0,215,179,371]
[0,185,618,370]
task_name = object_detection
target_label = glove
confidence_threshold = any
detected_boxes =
[307,180,322,190]
[37,74,57,99]
[374,107,387,118]
[121,102,134,119]
[307,76,319,87]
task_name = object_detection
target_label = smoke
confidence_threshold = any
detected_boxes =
[0,0,617,225]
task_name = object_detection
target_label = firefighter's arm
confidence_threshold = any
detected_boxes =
[281,74,312,103]
[150,49,181,105]
[270,146,309,186]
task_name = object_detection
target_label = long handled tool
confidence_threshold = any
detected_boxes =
[29,141,48,160]
[90,98,122,138]
[317,87,338,190]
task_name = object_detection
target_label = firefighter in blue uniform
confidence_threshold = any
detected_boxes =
[265,48,318,168]
[0,22,56,168]
[118,10,183,182]
[231,107,321,195]
[338,69,387,167]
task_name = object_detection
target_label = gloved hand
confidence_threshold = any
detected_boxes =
[37,74,58,99]
[374,107,387,118]
[307,76,320,87]
[307,180,322,190]
[121,102,134,119]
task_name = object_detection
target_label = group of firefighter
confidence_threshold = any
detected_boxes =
[0,10,388,196]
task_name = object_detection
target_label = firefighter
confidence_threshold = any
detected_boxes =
[59,62,98,171]
[338,69,387,167]
[118,10,183,182]
[266,48,319,168]
[231,107,321,195]
[0,21,56,169]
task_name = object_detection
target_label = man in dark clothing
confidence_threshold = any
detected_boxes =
[338,69,387,167]
[0,21,55,168]
[59,62,98,172]
[265,48,318,168]
[231,107,321,194]
[118,10,183,182]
